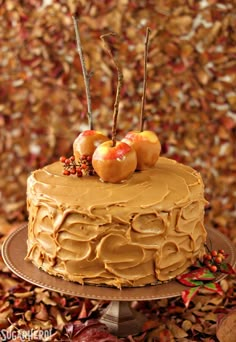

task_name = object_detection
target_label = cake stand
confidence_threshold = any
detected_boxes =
[2,225,236,337]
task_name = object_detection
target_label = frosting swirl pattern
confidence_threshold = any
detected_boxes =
[26,157,207,287]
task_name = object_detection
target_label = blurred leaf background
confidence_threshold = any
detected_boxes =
[0,0,235,243]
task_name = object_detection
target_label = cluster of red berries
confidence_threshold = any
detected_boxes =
[203,249,226,273]
[59,155,95,177]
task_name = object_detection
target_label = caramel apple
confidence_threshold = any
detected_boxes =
[122,130,161,170]
[123,28,161,170]
[92,140,137,183]
[92,33,137,183]
[72,19,109,163]
[73,130,109,162]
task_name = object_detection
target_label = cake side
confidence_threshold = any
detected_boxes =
[25,157,208,288]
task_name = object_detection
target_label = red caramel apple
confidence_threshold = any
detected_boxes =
[73,130,109,162]
[123,28,161,171]
[92,140,137,183]
[94,33,137,183]
[122,130,161,170]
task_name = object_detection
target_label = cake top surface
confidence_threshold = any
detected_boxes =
[28,157,205,214]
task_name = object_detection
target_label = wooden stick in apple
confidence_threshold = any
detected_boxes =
[122,27,161,170]
[92,33,137,183]
[72,16,93,130]
[140,27,151,132]
[100,32,123,147]
[72,17,109,164]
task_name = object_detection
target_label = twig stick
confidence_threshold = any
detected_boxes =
[140,27,151,132]
[100,33,123,147]
[72,16,93,130]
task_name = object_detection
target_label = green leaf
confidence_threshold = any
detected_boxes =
[203,282,224,295]
[219,262,236,275]
[191,267,216,281]
[193,259,204,268]
[182,286,200,308]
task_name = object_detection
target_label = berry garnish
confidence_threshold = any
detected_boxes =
[60,155,95,177]
[210,265,218,273]
[202,248,229,273]
[211,250,218,257]
[59,156,66,163]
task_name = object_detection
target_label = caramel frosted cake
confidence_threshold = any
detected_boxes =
[26,24,207,288]
[26,157,207,288]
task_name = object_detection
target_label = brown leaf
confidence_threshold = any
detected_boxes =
[13,291,34,298]
[167,15,192,35]
[191,323,204,333]
[50,306,68,331]
[197,68,210,85]
[147,326,175,342]
[181,319,192,332]
[204,312,217,322]
[35,303,49,321]
[35,289,57,306]
[167,322,188,338]
[0,318,9,329]
[0,307,13,321]
[24,310,32,322]
[217,310,236,342]
[29,318,53,330]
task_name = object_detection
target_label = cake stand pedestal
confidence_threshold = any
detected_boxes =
[1,225,236,337]
[99,300,147,336]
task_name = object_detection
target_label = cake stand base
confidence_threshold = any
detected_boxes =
[1,225,236,337]
[100,300,146,337]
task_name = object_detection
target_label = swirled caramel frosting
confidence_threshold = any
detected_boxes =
[26,157,207,288]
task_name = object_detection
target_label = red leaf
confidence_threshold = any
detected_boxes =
[177,267,215,286]
[142,319,160,332]
[169,61,188,74]
[79,301,88,319]
[203,282,224,295]
[196,269,216,281]
[159,329,175,342]
[65,320,103,338]
[182,287,200,308]
[77,327,118,341]
[176,276,203,287]
[65,320,118,341]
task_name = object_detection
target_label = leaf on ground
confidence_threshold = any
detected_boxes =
[216,310,236,342]
[167,322,188,338]
[142,319,160,332]
[66,319,118,341]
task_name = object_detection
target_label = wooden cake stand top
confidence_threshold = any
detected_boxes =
[2,224,236,337]
[2,224,235,301]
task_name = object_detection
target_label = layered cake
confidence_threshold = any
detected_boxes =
[26,156,207,288]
